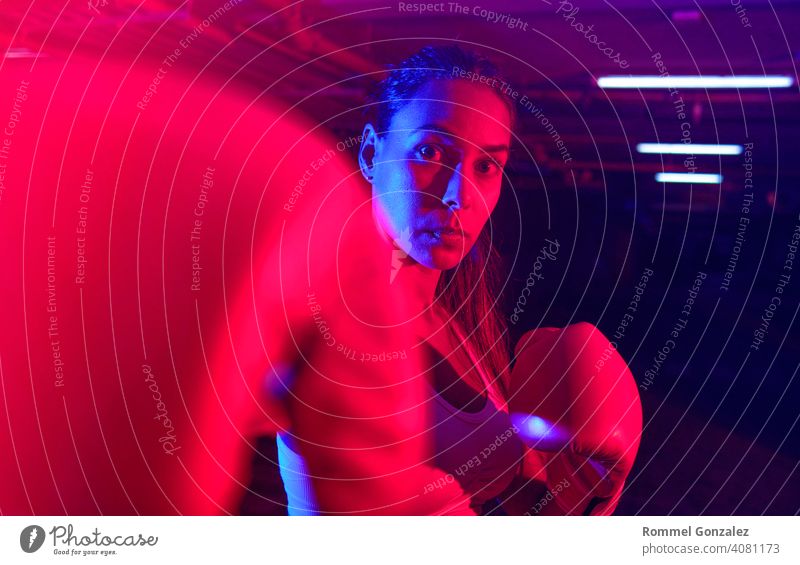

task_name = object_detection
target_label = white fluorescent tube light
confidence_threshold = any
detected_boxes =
[637,143,743,155]
[598,75,794,89]
[656,172,723,184]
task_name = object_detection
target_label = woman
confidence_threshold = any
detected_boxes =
[351,44,521,515]
[262,45,641,516]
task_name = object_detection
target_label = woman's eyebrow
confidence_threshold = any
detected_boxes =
[482,144,510,154]
[414,123,455,137]
[414,123,509,153]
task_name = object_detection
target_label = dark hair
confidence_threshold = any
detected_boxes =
[367,44,516,398]
[369,45,518,135]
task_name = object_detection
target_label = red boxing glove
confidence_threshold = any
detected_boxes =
[507,323,642,515]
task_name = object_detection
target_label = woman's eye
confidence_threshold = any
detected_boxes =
[476,159,501,175]
[416,144,443,162]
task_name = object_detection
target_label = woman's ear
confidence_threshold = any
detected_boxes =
[358,123,380,183]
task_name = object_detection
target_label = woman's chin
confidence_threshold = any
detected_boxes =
[414,247,466,270]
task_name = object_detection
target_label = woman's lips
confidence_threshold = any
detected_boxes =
[427,227,467,245]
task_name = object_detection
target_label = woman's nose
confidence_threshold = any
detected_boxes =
[442,162,473,210]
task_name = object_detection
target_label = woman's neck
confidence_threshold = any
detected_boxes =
[390,254,442,317]
[372,214,443,318]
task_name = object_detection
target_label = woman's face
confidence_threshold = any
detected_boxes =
[360,78,512,270]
